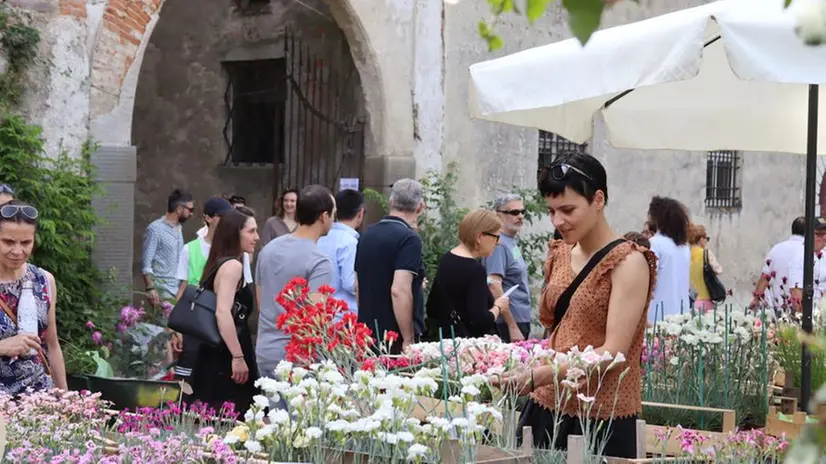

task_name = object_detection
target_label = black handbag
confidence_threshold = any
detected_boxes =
[167,257,249,347]
[703,249,727,303]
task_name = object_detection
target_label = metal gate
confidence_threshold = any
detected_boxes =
[278,30,365,203]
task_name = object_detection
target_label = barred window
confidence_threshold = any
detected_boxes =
[222,59,286,166]
[538,131,588,168]
[706,150,742,208]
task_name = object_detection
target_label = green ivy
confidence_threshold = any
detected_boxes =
[0,8,40,107]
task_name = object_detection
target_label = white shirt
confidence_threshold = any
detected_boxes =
[175,236,253,285]
[648,233,691,323]
[763,235,805,307]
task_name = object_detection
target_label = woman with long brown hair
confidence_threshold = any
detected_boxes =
[189,208,259,415]
[259,188,299,250]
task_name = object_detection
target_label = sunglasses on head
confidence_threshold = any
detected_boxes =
[0,204,38,220]
[0,184,14,195]
[538,163,595,185]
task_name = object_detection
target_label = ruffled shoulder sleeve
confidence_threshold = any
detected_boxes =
[543,239,567,284]
[594,241,658,302]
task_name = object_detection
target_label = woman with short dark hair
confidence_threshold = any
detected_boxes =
[0,201,67,394]
[503,152,655,458]
[188,209,260,415]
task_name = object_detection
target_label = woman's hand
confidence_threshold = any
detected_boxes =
[508,327,526,342]
[0,334,41,358]
[231,357,249,384]
[491,368,534,396]
[170,332,184,354]
[494,295,510,313]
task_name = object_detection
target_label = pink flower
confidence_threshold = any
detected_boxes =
[91,331,103,345]
[85,320,95,329]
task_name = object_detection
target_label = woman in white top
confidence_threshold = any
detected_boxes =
[647,196,691,324]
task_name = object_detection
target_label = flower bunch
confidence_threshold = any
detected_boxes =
[116,401,240,435]
[227,360,503,463]
[644,308,775,429]
[1,389,115,463]
[401,335,554,378]
[656,426,788,462]
[82,301,174,379]
[275,277,375,368]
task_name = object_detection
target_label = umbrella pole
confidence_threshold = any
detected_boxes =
[801,83,819,412]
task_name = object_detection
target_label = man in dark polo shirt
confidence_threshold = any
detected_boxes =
[355,179,425,352]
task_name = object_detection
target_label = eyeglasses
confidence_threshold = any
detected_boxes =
[538,163,595,185]
[483,232,500,243]
[498,209,526,216]
[180,204,195,213]
[0,204,38,220]
[0,184,14,195]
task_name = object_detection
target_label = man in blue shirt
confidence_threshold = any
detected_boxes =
[318,189,364,315]
[483,193,532,342]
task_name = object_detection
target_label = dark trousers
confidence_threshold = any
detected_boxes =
[497,322,532,342]
[517,398,638,458]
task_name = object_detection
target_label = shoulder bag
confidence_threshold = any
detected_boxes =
[550,238,626,334]
[703,249,727,303]
[167,257,249,347]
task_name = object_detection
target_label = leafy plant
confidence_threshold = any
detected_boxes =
[0,115,114,363]
[477,0,618,51]
[0,7,40,107]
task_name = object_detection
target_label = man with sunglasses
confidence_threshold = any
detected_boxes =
[141,189,193,307]
[483,193,532,342]
[0,184,14,206]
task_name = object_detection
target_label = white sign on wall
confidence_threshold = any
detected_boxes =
[339,178,359,192]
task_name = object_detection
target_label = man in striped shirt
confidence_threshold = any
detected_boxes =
[141,189,193,306]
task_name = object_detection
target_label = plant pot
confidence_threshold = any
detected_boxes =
[85,375,181,410]
[67,373,89,392]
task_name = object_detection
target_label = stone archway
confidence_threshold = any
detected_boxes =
[86,0,414,289]
[87,0,412,159]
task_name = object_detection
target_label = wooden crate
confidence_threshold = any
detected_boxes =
[641,402,735,456]
[765,405,818,440]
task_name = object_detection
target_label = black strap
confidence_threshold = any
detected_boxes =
[199,257,241,289]
[551,238,626,334]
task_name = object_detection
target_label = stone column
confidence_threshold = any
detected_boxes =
[90,145,137,294]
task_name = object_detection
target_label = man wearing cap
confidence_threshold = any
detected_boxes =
[170,196,252,379]
[0,184,14,206]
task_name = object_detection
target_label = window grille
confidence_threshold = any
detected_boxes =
[538,131,588,168]
[222,59,286,166]
[705,150,742,208]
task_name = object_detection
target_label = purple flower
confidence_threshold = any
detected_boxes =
[85,320,95,330]
[91,331,103,346]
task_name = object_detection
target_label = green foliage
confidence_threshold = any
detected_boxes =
[0,115,115,358]
[478,0,630,51]
[0,8,40,107]
[562,0,605,44]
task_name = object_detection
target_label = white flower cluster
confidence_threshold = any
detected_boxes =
[651,310,763,348]
[225,360,504,462]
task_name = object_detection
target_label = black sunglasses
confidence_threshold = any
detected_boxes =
[483,232,500,242]
[0,204,38,220]
[498,209,526,217]
[538,163,595,185]
[0,184,14,195]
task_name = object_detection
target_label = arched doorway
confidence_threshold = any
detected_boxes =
[87,0,414,290]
